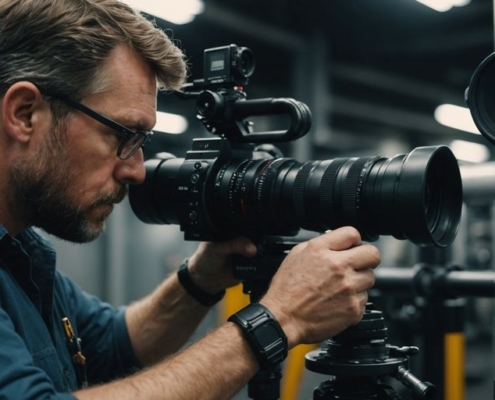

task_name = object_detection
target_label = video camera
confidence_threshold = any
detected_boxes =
[127,45,472,400]
[129,44,463,248]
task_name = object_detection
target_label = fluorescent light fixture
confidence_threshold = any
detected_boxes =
[450,139,490,163]
[155,111,188,134]
[434,104,480,135]
[122,0,204,25]
[415,0,470,12]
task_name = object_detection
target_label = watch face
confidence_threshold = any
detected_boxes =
[257,322,281,348]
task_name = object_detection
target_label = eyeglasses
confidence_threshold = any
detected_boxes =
[41,90,153,160]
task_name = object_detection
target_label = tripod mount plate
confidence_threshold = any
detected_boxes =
[305,349,406,376]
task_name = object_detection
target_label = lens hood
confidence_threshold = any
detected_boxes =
[466,52,495,144]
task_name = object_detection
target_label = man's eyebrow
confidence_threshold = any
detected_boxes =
[109,115,153,131]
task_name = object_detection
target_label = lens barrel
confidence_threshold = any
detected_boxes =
[466,52,495,144]
[129,145,462,247]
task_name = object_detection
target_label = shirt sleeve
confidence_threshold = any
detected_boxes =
[0,306,77,400]
[56,272,142,384]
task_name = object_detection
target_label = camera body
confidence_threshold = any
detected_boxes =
[135,137,289,242]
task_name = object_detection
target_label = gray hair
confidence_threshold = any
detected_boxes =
[0,0,187,101]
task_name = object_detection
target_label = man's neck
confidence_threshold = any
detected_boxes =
[0,185,28,237]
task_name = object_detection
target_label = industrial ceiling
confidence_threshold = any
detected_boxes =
[148,0,495,161]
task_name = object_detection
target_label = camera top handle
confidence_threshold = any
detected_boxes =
[177,86,312,143]
[197,90,312,143]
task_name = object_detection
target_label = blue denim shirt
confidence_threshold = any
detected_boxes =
[0,225,141,399]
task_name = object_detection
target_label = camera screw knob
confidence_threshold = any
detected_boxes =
[191,174,200,184]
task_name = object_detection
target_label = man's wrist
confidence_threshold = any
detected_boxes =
[228,303,288,369]
[186,255,229,294]
[177,258,226,307]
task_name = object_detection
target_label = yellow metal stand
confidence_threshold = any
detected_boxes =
[444,332,465,400]
[222,284,250,320]
[280,343,318,400]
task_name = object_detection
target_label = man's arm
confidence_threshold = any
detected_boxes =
[124,237,257,366]
[73,227,379,400]
[123,269,214,366]
[75,322,258,400]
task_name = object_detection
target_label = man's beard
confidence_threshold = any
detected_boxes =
[9,132,126,243]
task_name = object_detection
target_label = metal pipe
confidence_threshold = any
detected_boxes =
[460,162,495,205]
[374,266,495,298]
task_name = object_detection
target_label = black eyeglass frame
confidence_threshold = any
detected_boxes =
[41,90,153,160]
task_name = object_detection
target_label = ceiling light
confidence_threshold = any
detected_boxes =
[415,0,471,12]
[155,111,188,134]
[450,140,490,163]
[122,0,204,25]
[434,104,480,135]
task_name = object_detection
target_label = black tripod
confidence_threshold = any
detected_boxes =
[305,304,436,400]
[232,238,435,400]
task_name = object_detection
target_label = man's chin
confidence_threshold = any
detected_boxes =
[74,213,109,243]
[99,203,115,214]
[33,201,115,243]
[40,216,107,244]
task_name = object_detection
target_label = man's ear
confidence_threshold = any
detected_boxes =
[2,82,48,144]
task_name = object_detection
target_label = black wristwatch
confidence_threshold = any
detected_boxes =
[228,303,288,369]
[177,258,226,307]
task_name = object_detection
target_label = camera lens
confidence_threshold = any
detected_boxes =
[130,145,462,247]
[205,145,461,247]
[233,47,255,79]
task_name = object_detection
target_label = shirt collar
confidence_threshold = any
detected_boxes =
[0,223,57,328]
[0,223,56,256]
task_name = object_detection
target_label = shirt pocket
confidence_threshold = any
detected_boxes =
[32,345,74,392]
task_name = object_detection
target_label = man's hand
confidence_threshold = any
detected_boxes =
[187,237,257,294]
[260,226,380,347]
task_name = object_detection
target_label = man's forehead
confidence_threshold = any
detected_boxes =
[103,45,157,94]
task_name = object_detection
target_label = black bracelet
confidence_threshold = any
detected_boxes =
[177,258,226,307]
[228,303,288,369]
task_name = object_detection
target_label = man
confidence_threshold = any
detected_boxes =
[0,1,380,399]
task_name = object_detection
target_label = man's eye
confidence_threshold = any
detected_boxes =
[113,129,129,139]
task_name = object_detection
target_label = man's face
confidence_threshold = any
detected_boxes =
[9,45,157,242]
[9,127,128,242]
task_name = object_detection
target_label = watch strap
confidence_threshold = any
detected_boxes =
[177,258,226,307]
[228,303,288,369]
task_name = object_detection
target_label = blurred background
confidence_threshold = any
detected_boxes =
[46,1,495,399]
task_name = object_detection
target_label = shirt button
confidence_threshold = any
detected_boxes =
[64,368,70,378]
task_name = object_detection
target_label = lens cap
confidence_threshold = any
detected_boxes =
[466,52,495,145]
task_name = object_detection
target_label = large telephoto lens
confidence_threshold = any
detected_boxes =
[130,146,462,247]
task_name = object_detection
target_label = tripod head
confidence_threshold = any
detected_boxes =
[306,304,436,400]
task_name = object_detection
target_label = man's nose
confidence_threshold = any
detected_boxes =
[114,148,146,185]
